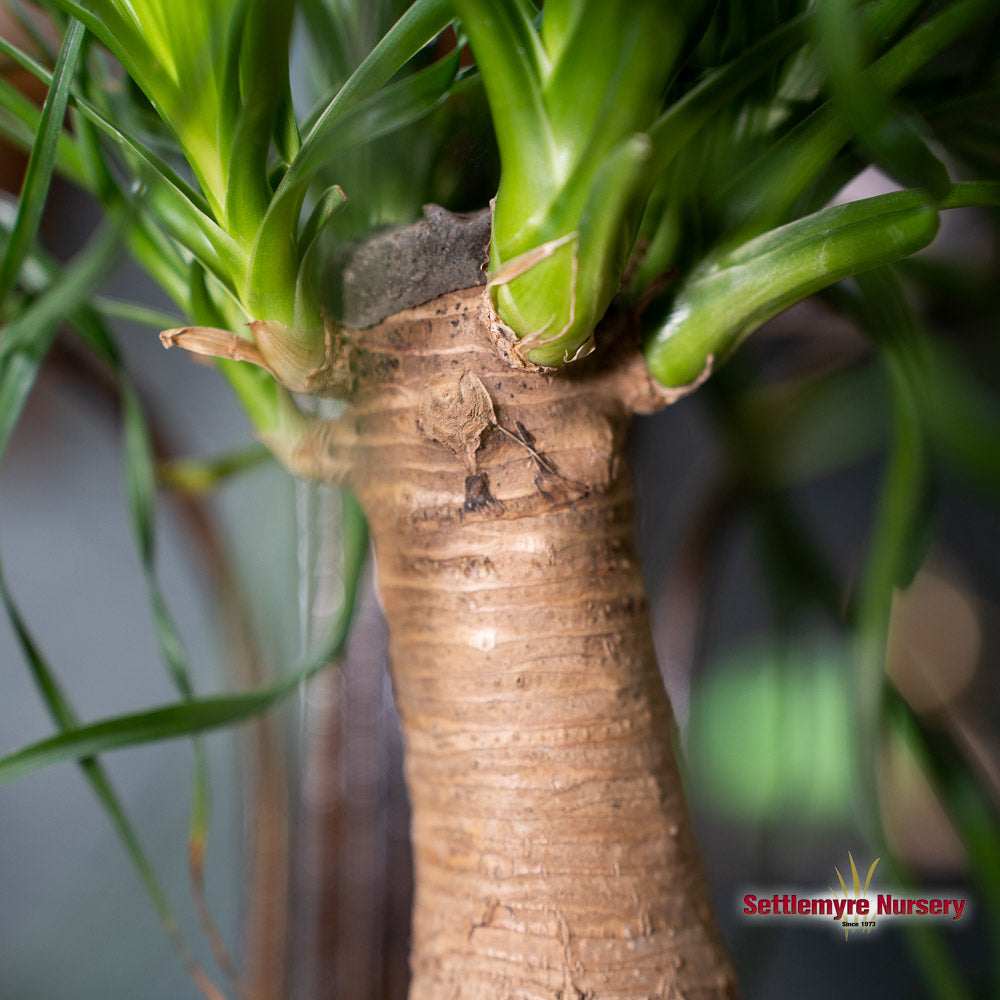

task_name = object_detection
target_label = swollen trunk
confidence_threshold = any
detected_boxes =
[287,268,735,996]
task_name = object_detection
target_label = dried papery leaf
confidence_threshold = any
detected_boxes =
[160,326,268,369]
[481,290,552,373]
[487,232,578,291]
[249,319,326,395]
[487,232,583,366]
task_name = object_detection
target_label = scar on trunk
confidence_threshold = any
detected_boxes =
[416,370,497,471]
[464,472,499,513]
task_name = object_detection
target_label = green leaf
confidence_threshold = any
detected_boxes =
[468,0,713,360]
[539,0,573,58]
[492,132,652,367]
[0,75,86,185]
[0,543,202,936]
[0,556,76,728]
[70,99,245,282]
[939,181,1000,209]
[543,0,684,175]
[50,0,236,213]
[224,0,294,243]
[0,491,369,788]
[91,296,186,331]
[298,0,455,144]
[724,0,996,238]
[273,90,300,165]
[0,219,123,463]
[249,50,459,322]
[214,0,250,164]
[285,51,460,200]
[0,19,85,306]
[159,443,272,495]
[128,431,199,699]
[887,689,1000,995]
[645,189,940,387]
[0,28,245,287]
[294,185,348,330]
[122,385,158,564]
[847,266,929,813]
[0,683,290,786]
[449,0,555,209]
[648,12,810,179]
[816,0,951,198]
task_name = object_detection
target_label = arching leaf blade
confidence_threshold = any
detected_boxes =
[0,19,85,305]
[0,492,369,789]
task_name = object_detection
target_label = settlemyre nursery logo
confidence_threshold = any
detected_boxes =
[741,853,969,939]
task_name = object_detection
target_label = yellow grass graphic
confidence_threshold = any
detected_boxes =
[831,853,880,940]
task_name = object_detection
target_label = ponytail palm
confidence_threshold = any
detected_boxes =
[1,1,999,997]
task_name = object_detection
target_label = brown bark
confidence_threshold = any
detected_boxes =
[281,281,737,999]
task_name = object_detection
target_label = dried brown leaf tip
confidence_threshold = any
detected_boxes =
[417,371,497,471]
[161,321,339,397]
[159,326,267,368]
